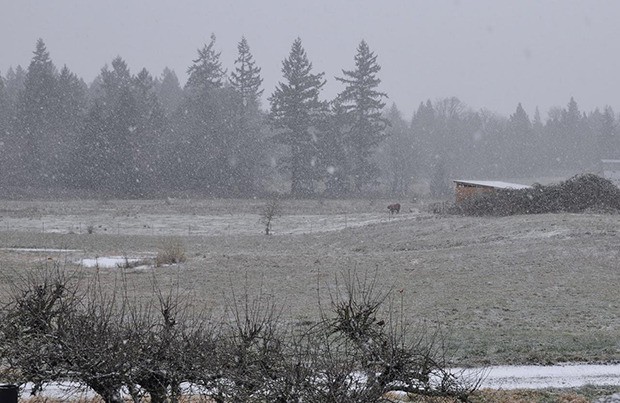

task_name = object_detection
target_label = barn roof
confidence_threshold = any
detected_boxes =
[453,180,532,190]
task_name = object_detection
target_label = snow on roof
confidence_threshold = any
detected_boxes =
[453,180,532,190]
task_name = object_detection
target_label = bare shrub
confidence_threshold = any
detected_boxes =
[0,266,80,394]
[0,267,479,402]
[156,238,187,267]
[126,283,216,403]
[208,283,288,402]
[310,269,481,402]
[59,275,132,403]
[260,198,280,235]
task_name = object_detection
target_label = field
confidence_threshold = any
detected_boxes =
[0,197,618,367]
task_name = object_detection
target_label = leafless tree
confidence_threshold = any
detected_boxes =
[0,266,80,395]
[260,198,280,235]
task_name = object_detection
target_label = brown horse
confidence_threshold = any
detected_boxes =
[387,203,401,214]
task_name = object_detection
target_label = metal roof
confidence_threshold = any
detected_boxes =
[453,180,532,190]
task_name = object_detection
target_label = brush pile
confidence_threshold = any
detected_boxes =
[450,174,620,216]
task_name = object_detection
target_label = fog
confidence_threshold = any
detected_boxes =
[3,0,620,116]
[1,1,619,198]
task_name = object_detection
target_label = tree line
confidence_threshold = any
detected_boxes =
[0,37,618,198]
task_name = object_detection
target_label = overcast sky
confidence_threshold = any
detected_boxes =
[2,0,619,118]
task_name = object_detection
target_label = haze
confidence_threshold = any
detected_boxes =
[3,0,619,117]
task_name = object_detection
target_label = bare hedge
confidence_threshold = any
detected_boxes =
[0,268,480,403]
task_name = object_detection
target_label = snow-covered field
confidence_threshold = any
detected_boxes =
[0,198,618,386]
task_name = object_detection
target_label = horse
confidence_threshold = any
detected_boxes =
[387,203,401,214]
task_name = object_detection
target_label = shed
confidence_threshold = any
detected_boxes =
[453,180,532,203]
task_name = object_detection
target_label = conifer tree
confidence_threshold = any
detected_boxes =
[334,40,387,192]
[507,103,533,175]
[20,39,59,187]
[157,67,183,116]
[230,36,263,108]
[227,37,265,195]
[177,34,231,193]
[269,38,326,196]
[185,34,225,95]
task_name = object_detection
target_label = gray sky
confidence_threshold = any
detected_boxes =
[2,0,619,118]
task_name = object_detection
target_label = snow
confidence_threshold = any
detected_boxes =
[463,363,620,389]
[453,180,532,189]
[0,210,416,237]
[18,363,620,400]
[80,256,143,268]
[0,247,81,252]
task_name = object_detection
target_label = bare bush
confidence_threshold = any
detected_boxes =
[0,267,479,402]
[0,266,80,394]
[311,269,481,402]
[156,238,187,267]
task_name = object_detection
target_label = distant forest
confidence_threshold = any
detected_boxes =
[0,37,618,199]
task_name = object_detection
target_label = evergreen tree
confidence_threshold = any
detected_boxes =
[334,40,388,192]
[73,102,108,190]
[410,100,436,178]
[506,103,533,176]
[269,38,326,196]
[20,39,58,187]
[0,67,26,188]
[319,101,348,197]
[100,57,132,104]
[230,36,264,108]
[132,67,167,193]
[227,37,266,195]
[598,106,617,160]
[157,67,183,116]
[54,65,87,187]
[559,97,587,170]
[380,103,415,196]
[185,34,225,95]
[173,35,240,194]
[4,66,26,104]
[76,57,141,196]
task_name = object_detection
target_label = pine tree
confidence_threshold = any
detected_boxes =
[598,106,616,160]
[176,35,229,193]
[20,38,58,187]
[230,36,263,108]
[54,65,87,186]
[381,103,415,196]
[334,40,387,192]
[507,103,533,175]
[228,37,265,195]
[559,97,587,170]
[410,100,436,177]
[185,34,225,96]
[269,38,326,196]
[157,67,183,116]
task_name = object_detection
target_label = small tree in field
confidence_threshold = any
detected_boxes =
[260,198,280,235]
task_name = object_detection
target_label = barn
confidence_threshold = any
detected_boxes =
[453,180,532,203]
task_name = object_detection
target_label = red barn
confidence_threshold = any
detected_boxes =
[453,180,531,203]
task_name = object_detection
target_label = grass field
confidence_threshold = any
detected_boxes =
[0,197,618,368]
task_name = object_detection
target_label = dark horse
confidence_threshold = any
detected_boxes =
[387,203,401,214]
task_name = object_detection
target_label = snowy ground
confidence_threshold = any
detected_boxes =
[0,198,618,372]
[16,363,620,399]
